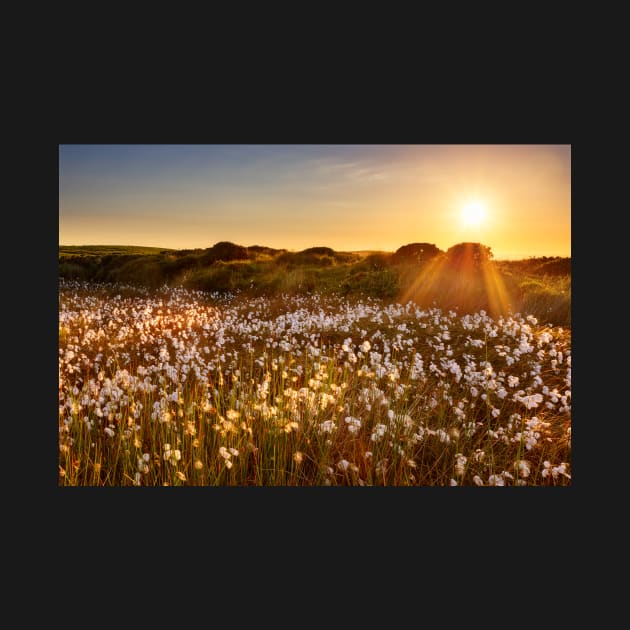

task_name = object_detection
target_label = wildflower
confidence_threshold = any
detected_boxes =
[370,424,387,442]
[514,459,531,478]
[318,420,336,434]
[436,429,450,443]
[104,427,115,438]
[337,459,351,471]
[525,434,537,450]
[473,475,483,486]
[554,463,570,478]
[455,454,467,476]
[176,471,187,482]
[360,340,371,353]
[194,459,204,470]
[542,461,570,480]
[518,393,543,409]
[450,479,458,486]
[293,451,304,465]
[344,416,361,433]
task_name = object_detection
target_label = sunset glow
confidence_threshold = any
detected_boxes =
[58,144,572,487]
[462,201,486,225]
[59,144,571,260]
[461,201,487,227]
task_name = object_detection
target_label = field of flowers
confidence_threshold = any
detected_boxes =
[59,279,571,486]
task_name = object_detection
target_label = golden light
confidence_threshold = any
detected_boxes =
[461,201,486,227]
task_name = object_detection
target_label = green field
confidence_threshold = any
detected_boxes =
[58,241,571,327]
[59,245,174,258]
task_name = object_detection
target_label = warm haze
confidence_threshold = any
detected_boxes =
[59,144,570,260]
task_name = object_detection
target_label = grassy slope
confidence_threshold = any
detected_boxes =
[58,243,571,326]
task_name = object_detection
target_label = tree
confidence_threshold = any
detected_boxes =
[444,242,493,270]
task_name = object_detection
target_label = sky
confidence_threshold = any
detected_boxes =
[59,144,571,260]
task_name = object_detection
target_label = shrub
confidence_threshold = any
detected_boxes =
[444,242,493,271]
[300,246,336,256]
[201,241,249,264]
[59,262,90,280]
[358,253,392,271]
[277,251,332,267]
[538,257,571,276]
[392,242,442,265]
[342,268,399,297]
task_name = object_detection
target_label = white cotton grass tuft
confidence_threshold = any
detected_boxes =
[59,280,570,487]
[514,459,531,478]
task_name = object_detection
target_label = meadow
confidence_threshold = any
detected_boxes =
[59,241,571,327]
[58,242,571,486]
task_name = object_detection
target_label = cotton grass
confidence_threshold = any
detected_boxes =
[59,279,571,486]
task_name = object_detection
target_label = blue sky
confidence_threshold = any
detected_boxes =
[59,144,571,259]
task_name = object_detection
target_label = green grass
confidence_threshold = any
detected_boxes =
[58,242,571,326]
[59,245,173,258]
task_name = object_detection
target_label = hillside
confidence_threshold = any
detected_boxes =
[58,241,571,326]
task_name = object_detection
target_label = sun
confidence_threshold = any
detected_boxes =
[461,201,487,227]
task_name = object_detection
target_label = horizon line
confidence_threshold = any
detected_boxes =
[58,241,571,260]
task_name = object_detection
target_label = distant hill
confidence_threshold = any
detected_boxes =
[59,245,173,258]
[59,244,386,260]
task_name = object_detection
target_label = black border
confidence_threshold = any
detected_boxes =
[43,81,583,614]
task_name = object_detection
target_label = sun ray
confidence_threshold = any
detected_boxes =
[481,262,513,319]
[398,242,514,320]
[398,254,447,307]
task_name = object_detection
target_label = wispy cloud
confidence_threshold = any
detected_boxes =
[312,158,392,185]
